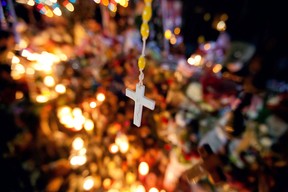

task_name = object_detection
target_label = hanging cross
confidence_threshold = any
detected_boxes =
[126,83,155,127]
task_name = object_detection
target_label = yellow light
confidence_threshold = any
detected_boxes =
[45,0,53,6]
[164,29,172,40]
[121,188,130,192]
[36,63,52,72]
[66,122,74,129]
[187,57,196,65]
[72,137,84,150]
[73,116,84,131]
[144,0,152,3]
[213,64,223,73]
[41,87,51,97]
[11,63,25,80]
[103,178,112,189]
[108,3,117,12]
[36,95,49,103]
[108,189,119,192]
[53,7,62,16]
[170,35,177,45]
[27,0,35,6]
[149,188,159,192]
[79,148,87,156]
[126,172,136,184]
[21,49,30,58]
[6,52,14,61]
[187,54,202,66]
[69,156,78,166]
[216,20,226,31]
[70,155,87,166]
[61,115,74,128]
[109,143,119,154]
[44,76,55,87]
[102,0,109,6]
[84,119,94,131]
[135,185,146,192]
[16,0,26,3]
[40,51,60,64]
[123,1,128,7]
[120,141,129,153]
[203,43,211,51]
[33,52,58,72]
[115,133,129,153]
[83,176,95,191]
[96,93,105,102]
[93,176,101,188]
[58,53,67,61]
[65,2,74,12]
[72,107,82,117]
[18,39,28,49]
[27,52,38,61]
[174,27,180,35]
[94,0,100,3]
[119,0,126,6]
[13,63,25,74]
[60,114,73,125]
[45,9,54,17]
[15,91,24,100]
[89,101,97,108]
[11,72,21,80]
[12,56,20,64]
[138,162,149,175]
[55,84,66,94]
[195,55,202,65]
[26,67,35,75]
[57,106,72,118]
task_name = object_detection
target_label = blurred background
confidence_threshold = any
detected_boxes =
[1,0,288,191]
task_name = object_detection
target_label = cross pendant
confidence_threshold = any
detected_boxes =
[126,83,155,127]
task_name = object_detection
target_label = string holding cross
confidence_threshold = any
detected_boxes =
[125,0,155,127]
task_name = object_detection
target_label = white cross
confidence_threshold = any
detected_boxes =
[126,83,155,127]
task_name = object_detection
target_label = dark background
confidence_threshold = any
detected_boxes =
[181,0,288,88]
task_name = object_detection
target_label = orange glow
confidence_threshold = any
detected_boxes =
[213,64,223,73]
[174,27,181,35]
